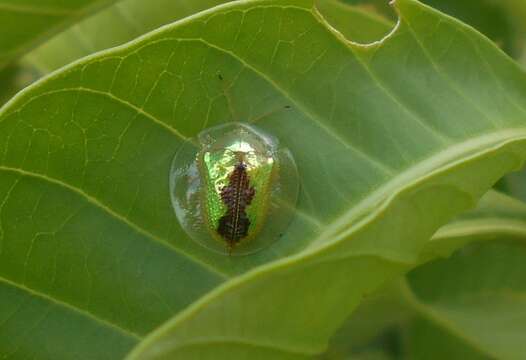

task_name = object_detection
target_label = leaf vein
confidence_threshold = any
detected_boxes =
[0,166,228,279]
[0,275,141,341]
[172,37,396,175]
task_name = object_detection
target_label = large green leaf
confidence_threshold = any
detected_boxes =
[117,0,526,357]
[24,0,229,73]
[402,191,526,360]
[0,0,119,68]
[403,201,526,359]
[323,191,526,359]
[2,0,526,358]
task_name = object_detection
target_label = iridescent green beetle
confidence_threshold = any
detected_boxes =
[170,122,298,255]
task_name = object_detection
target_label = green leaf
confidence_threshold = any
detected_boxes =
[316,0,393,44]
[339,0,395,20]
[322,281,408,359]
[25,0,230,73]
[419,0,518,56]
[403,200,526,359]
[344,0,525,59]
[24,0,393,73]
[324,191,526,359]
[122,0,526,357]
[0,0,118,68]
[420,190,526,262]
[2,0,227,107]
[496,167,526,202]
[2,0,526,358]
[404,317,490,360]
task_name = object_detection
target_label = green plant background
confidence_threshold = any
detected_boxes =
[1,0,526,359]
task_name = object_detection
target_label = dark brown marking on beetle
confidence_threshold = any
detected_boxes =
[217,162,255,248]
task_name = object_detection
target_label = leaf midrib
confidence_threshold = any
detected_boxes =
[131,251,413,359]
[312,128,526,248]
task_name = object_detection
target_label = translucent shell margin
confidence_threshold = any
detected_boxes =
[169,122,299,256]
